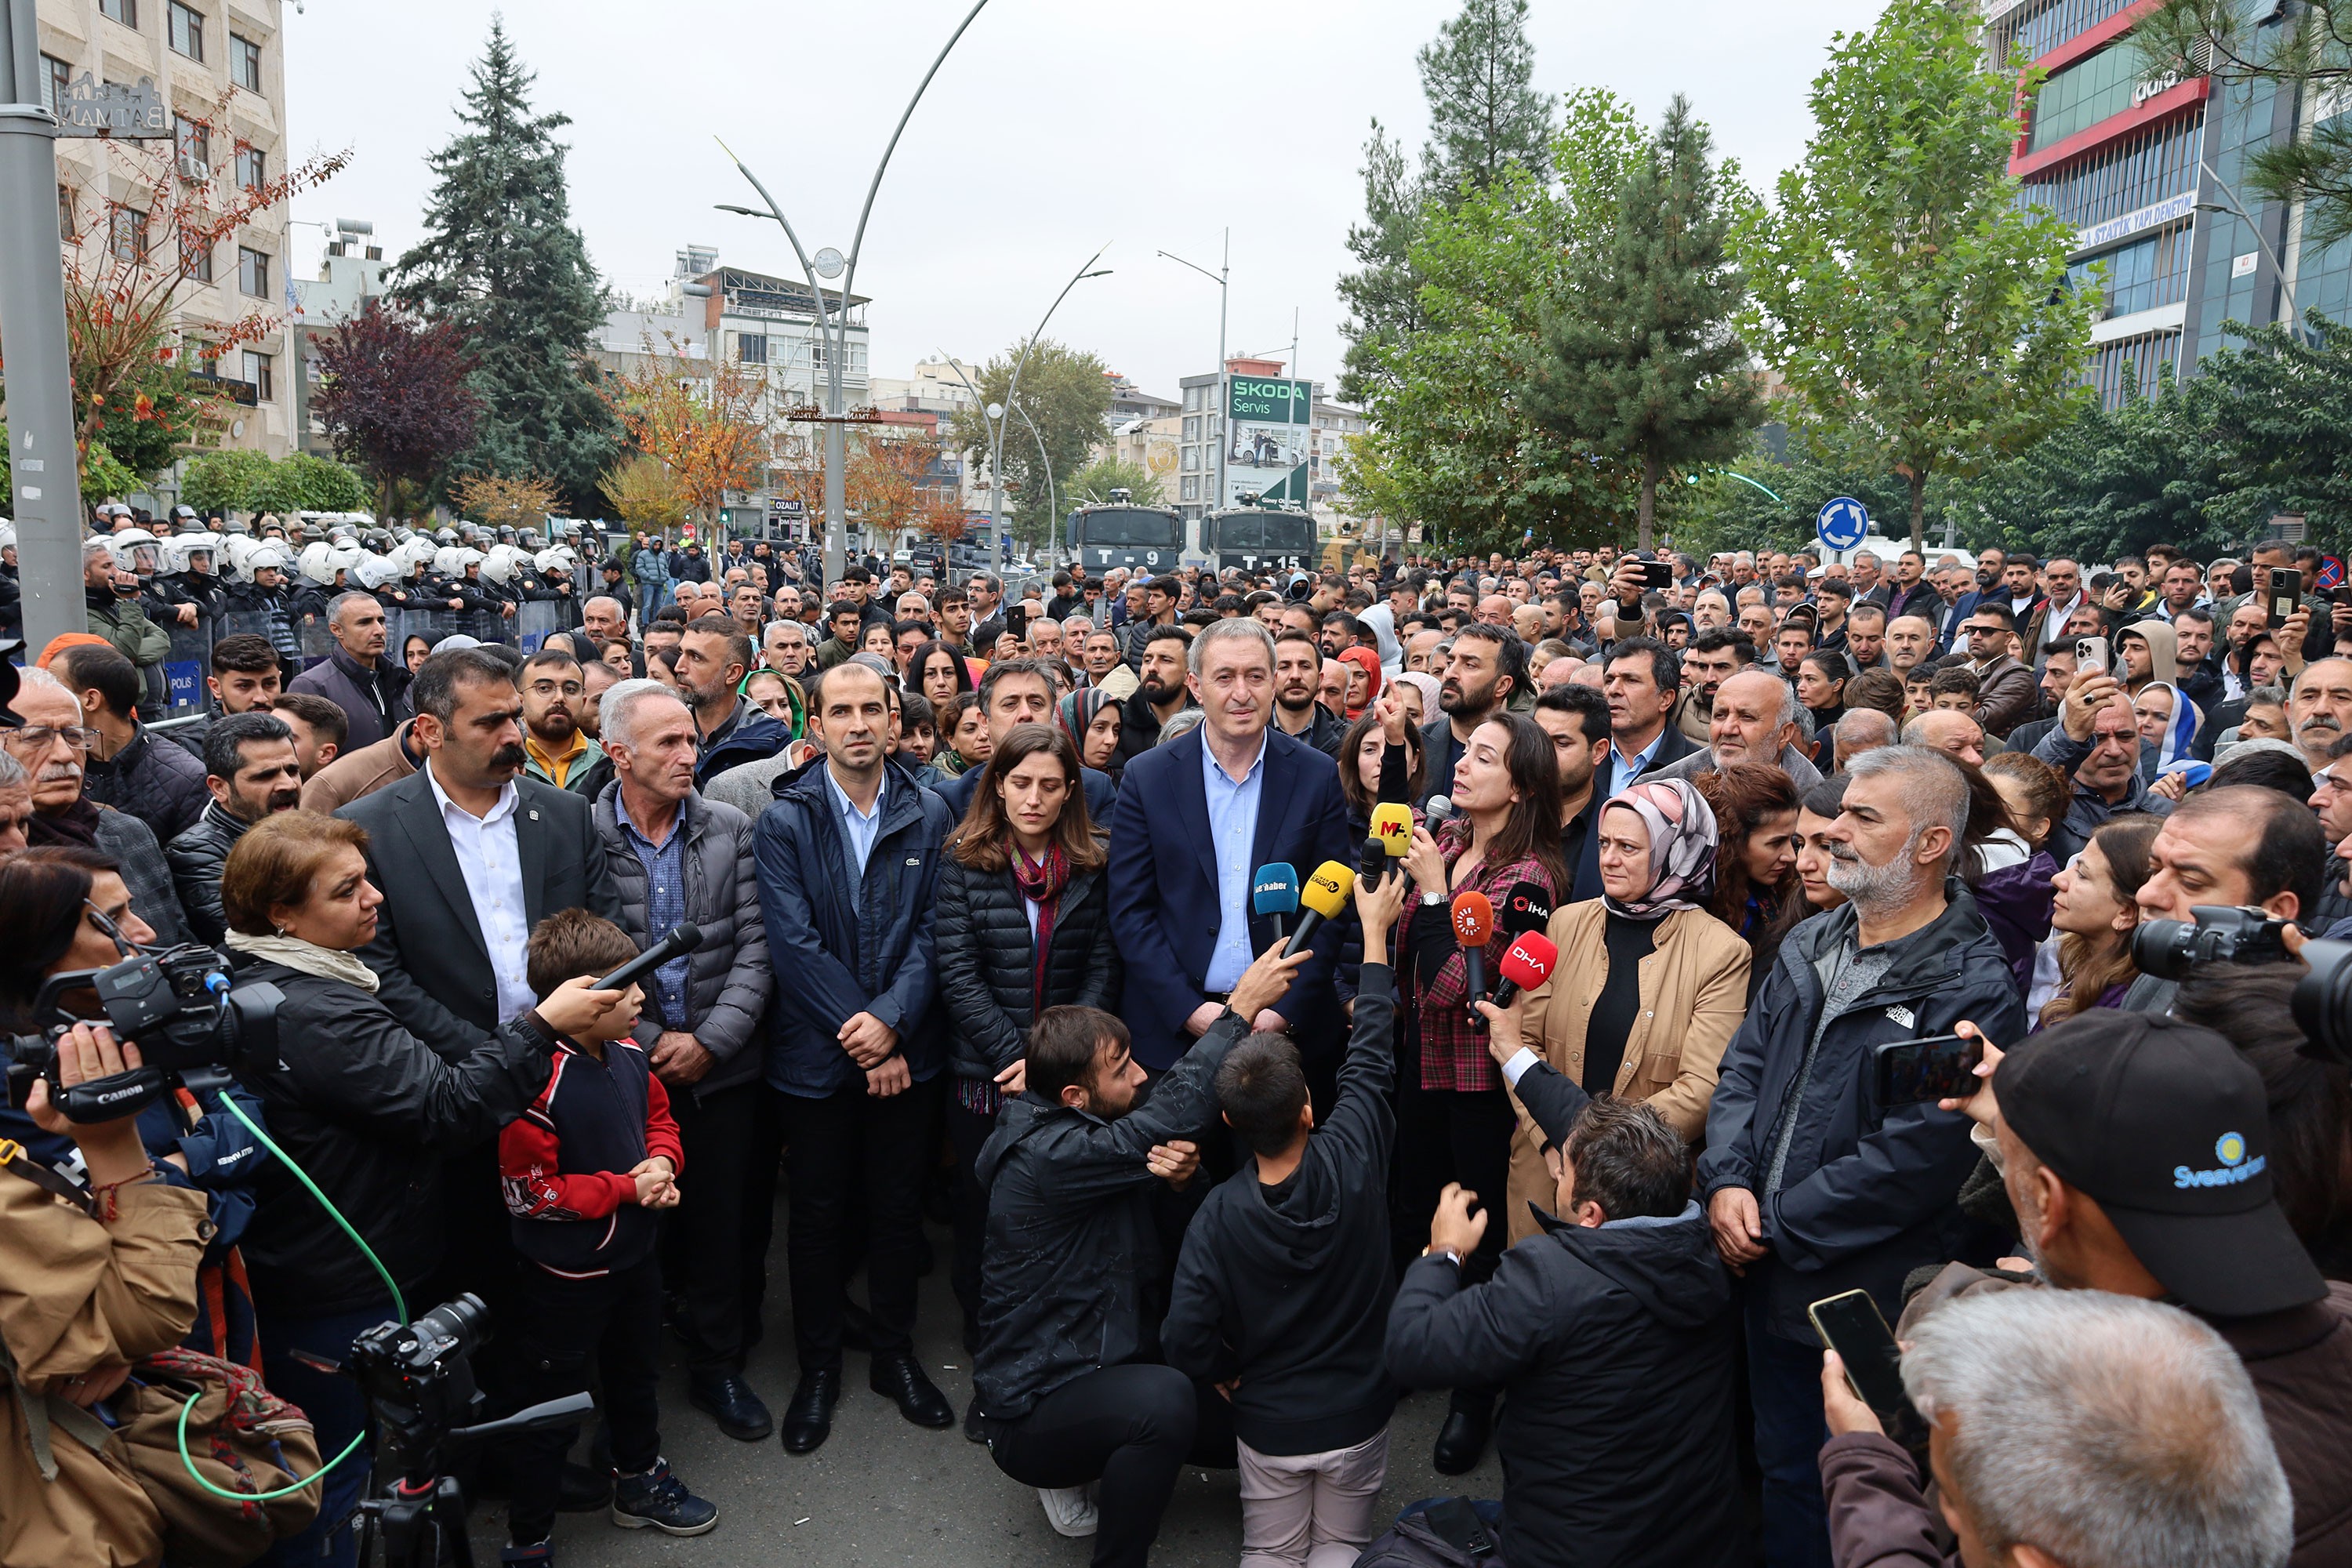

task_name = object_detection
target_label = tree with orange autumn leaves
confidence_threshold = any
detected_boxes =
[850,426,967,542]
[603,333,768,533]
[0,92,348,486]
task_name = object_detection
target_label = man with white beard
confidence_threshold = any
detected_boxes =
[1697,745,2025,1568]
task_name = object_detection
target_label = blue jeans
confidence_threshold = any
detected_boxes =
[258,1302,392,1568]
[1744,1291,1832,1568]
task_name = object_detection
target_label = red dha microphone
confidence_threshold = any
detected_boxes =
[1491,932,1559,1009]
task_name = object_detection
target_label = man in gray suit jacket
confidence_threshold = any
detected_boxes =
[336,645,622,1059]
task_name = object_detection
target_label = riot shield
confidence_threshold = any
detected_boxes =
[162,622,212,720]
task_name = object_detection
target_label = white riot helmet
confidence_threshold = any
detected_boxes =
[351,551,401,590]
[432,545,483,579]
[533,544,578,577]
[157,532,222,575]
[105,528,162,576]
[227,536,292,583]
[298,540,365,587]
[390,537,437,576]
[481,543,530,586]
[0,521,15,552]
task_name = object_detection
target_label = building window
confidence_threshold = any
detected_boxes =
[109,205,149,263]
[1181,446,1198,472]
[231,33,261,91]
[43,55,71,118]
[168,2,203,60]
[1181,474,1200,502]
[1183,416,1200,441]
[237,245,269,298]
[99,0,135,26]
[234,146,263,191]
[180,229,211,281]
[241,349,272,402]
[174,114,208,178]
[737,332,768,365]
[57,185,74,240]
[808,340,827,368]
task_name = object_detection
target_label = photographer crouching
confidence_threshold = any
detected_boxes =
[217,811,626,1568]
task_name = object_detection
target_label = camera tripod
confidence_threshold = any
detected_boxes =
[355,1392,593,1568]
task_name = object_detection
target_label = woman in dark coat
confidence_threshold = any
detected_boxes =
[216,811,624,1568]
[933,722,1120,1350]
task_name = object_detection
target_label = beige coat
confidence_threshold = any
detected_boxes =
[1504,900,1749,1242]
[2,1168,208,1568]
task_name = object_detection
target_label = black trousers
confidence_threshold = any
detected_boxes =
[987,1365,1201,1568]
[947,1093,996,1342]
[659,1080,764,1374]
[507,1258,663,1545]
[778,1073,946,1372]
[1390,1080,1516,1415]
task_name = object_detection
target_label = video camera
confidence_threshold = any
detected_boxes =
[1,942,281,1122]
[2131,904,2352,1067]
[2129,905,2292,979]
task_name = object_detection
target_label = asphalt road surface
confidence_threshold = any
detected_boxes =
[460,1216,1505,1567]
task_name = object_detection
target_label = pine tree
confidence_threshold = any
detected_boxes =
[1419,0,1554,195]
[1523,96,1760,552]
[390,20,617,510]
[1338,0,1553,404]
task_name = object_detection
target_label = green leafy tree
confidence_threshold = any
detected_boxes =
[1065,456,1164,508]
[1740,0,2098,551]
[1419,0,1555,194]
[1337,0,1553,405]
[1523,96,1759,552]
[390,20,617,510]
[2136,2,2352,249]
[944,341,1114,548]
[180,449,279,514]
[1349,89,1652,554]
[1335,122,1429,406]
[1672,428,1922,557]
[2199,313,2352,532]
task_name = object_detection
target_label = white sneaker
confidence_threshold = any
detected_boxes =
[1038,1486,1099,1538]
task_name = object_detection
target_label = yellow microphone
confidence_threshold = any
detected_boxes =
[1283,861,1356,958]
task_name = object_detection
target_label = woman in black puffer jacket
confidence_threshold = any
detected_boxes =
[934,721,1119,1348]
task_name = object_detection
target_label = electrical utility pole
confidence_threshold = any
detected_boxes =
[0,0,90,655]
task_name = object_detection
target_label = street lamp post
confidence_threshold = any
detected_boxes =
[1157,230,1229,513]
[984,249,1111,564]
[2198,158,2302,333]
[716,0,993,586]
[1011,399,1055,556]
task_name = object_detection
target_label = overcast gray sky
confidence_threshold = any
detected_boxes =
[284,1,1889,403]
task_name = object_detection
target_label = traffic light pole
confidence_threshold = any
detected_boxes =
[0,0,89,658]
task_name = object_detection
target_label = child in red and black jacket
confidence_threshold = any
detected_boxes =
[497,910,716,1564]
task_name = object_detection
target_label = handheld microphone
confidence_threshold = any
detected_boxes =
[1424,794,1457,826]
[591,923,703,995]
[1283,861,1356,958]
[1499,880,1553,939]
[1492,932,1559,1010]
[1370,801,1414,855]
[1450,891,1494,1003]
[1252,863,1300,942]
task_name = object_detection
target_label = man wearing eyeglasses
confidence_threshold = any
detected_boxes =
[1957,602,2036,739]
[6,666,192,943]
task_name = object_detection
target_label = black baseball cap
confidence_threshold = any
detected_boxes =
[1997,1011,2324,1319]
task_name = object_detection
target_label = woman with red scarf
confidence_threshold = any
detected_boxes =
[933,722,1121,1352]
[1336,644,1383,720]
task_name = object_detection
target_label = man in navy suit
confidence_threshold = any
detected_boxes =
[1108,619,1353,1090]
[1931,562,1984,657]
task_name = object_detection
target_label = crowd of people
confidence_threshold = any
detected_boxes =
[4,523,2352,1568]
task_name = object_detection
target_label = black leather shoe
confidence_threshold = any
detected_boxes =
[869,1352,955,1428]
[963,1394,988,1444]
[1432,1404,1492,1475]
[689,1370,773,1443]
[557,1459,612,1512]
[780,1368,840,1454]
[839,1299,877,1354]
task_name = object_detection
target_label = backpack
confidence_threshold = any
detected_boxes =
[111,1346,324,1568]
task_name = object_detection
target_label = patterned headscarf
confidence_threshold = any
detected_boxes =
[1599,777,1719,921]
[1059,688,1112,748]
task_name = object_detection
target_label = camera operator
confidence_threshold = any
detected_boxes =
[219,811,626,1568]
[1924,1011,2352,1564]
[1820,1290,2292,1568]
[1,1020,209,1567]
[2124,785,2325,1013]
[0,847,272,1368]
